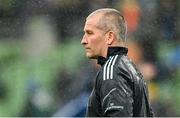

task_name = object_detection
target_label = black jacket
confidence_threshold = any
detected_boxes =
[86,47,153,117]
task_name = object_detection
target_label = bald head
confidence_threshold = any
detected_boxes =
[86,8,127,42]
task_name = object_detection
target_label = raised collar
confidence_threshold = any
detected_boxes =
[97,47,128,66]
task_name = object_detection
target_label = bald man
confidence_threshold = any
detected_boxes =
[81,8,153,117]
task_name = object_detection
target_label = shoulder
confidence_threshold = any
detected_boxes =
[96,55,133,87]
[101,55,120,80]
[97,55,134,82]
[95,55,119,91]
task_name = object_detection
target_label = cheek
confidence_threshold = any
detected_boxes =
[89,34,105,50]
[95,36,106,47]
[93,37,105,53]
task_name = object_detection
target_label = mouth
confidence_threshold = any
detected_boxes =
[84,47,90,50]
[84,48,91,53]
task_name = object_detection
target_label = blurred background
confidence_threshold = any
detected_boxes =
[0,0,179,117]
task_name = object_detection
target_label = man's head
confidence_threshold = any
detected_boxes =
[81,8,127,59]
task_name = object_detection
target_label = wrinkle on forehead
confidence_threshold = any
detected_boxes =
[86,13,105,31]
[85,15,101,29]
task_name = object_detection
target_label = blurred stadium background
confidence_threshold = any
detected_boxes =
[0,0,179,117]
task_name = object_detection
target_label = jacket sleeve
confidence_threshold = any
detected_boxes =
[99,68,133,117]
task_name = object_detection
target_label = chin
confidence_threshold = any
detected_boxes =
[86,54,97,59]
[86,55,93,59]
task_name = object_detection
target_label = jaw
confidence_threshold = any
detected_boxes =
[84,43,108,59]
[86,47,108,59]
[86,53,98,59]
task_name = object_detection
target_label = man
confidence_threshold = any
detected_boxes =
[81,8,153,117]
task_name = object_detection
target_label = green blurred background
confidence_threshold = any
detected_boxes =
[0,0,179,117]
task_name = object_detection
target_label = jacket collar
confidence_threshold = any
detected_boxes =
[97,47,128,66]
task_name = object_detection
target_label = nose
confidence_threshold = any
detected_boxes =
[81,34,87,45]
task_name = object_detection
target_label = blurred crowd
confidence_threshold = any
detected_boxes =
[0,0,179,117]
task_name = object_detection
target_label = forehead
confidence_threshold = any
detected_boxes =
[84,13,103,28]
[84,17,99,29]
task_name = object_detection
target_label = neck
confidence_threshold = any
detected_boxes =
[101,47,108,58]
[108,42,126,49]
[101,41,125,58]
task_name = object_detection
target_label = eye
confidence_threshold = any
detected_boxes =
[86,30,93,35]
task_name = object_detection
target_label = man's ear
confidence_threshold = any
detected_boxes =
[106,31,115,45]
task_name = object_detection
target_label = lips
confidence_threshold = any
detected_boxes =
[85,49,90,52]
[84,47,90,50]
[85,48,91,53]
